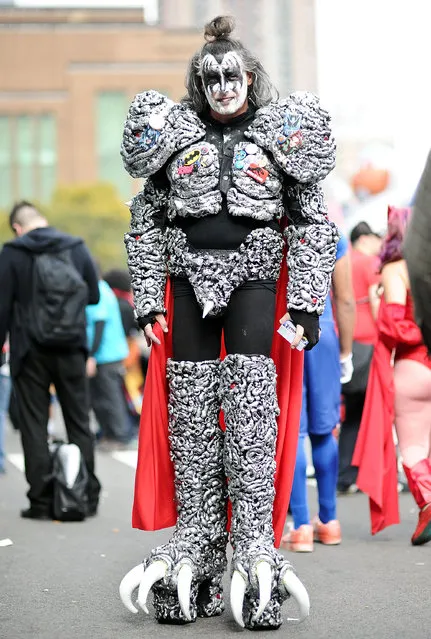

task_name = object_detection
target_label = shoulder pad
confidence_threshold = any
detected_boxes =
[246,92,335,183]
[121,91,205,178]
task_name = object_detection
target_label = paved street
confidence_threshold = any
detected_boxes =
[1,423,430,639]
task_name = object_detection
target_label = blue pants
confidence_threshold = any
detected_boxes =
[290,321,340,527]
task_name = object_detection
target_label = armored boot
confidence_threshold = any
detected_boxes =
[221,354,310,630]
[120,359,228,623]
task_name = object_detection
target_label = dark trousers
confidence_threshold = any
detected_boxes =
[13,347,101,513]
[172,278,276,361]
[89,361,129,442]
[337,392,365,490]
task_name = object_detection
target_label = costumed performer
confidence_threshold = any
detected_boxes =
[119,15,339,630]
[353,206,431,546]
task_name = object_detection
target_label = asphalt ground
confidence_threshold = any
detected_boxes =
[1,423,430,639]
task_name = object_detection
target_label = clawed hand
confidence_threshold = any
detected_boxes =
[143,313,168,347]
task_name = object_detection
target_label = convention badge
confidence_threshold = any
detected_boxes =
[245,143,258,155]
[246,163,269,184]
[288,130,303,152]
[235,149,247,162]
[281,130,304,155]
[283,112,302,137]
[138,126,160,150]
[245,154,257,166]
[177,164,194,175]
[201,154,214,168]
[148,114,165,131]
[184,149,201,166]
[257,154,268,168]
[234,149,247,170]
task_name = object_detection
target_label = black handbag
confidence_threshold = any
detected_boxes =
[342,341,374,394]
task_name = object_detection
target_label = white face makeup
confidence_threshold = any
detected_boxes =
[201,51,248,116]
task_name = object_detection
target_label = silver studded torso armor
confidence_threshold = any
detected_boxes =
[121,90,339,321]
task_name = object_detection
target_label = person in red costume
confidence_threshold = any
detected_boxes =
[353,206,431,545]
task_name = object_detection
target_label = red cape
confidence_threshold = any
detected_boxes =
[132,259,304,548]
[352,301,400,535]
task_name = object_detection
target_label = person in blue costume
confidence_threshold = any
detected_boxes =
[283,233,355,551]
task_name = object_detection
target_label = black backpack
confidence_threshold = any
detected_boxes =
[29,249,88,347]
[50,442,89,522]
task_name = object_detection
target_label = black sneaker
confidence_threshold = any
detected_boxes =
[20,507,52,520]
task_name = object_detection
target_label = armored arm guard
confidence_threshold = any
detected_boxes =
[247,91,338,314]
[121,90,205,320]
[284,182,339,315]
[124,178,168,320]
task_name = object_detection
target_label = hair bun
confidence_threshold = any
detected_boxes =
[204,15,235,42]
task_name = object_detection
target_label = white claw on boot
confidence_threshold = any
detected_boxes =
[177,564,193,621]
[282,570,310,622]
[231,570,247,628]
[255,561,272,620]
[137,560,168,614]
[202,300,215,318]
[119,564,144,614]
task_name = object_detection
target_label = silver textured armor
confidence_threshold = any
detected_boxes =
[220,354,302,630]
[246,91,336,184]
[285,183,340,314]
[122,92,337,317]
[121,91,205,179]
[124,180,167,318]
[166,227,284,317]
[145,359,228,623]
[167,141,222,220]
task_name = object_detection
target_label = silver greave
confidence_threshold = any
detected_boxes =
[146,359,228,623]
[221,354,296,630]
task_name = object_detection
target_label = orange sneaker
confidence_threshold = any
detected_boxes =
[281,524,314,552]
[313,517,342,545]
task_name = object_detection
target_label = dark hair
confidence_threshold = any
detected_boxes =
[379,206,412,269]
[349,221,380,245]
[183,15,278,113]
[103,269,131,292]
[9,200,39,230]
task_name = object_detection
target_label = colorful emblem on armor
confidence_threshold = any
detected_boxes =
[283,113,302,136]
[277,111,303,155]
[246,163,269,184]
[177,164,194,175]
[176,146,212,175]
[184,149,201,166]
[234,148,247,169]
[135,126,160,151]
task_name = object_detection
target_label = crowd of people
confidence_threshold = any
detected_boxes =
[1,12,430,632]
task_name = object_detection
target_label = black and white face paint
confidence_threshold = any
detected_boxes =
[201,51,248,116]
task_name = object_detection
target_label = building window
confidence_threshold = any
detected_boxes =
[0,113,57,210]
[96,91,131,199]
[0,116,12,209]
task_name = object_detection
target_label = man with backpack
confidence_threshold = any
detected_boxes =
[0,201,101,519]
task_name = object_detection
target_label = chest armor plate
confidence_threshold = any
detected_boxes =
[166,136,284,222]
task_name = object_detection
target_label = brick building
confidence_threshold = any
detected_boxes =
[0,3,202,206]
[0,0,317,208]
